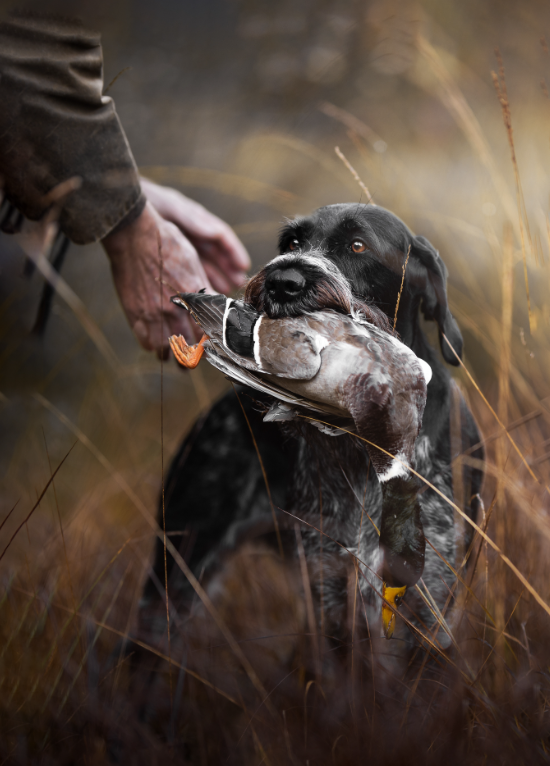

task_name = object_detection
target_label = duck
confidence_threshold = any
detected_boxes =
[168,291,432,639]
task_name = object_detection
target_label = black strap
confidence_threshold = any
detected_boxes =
[0,197,71,335]
[0,198,23,234]
[31,230,70,335]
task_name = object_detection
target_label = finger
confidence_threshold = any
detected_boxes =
[194,233,251,275]
[160,199,250,273]
[223,267,249,288]
[167,307,203,344]
[132,319,154,351]
[195,249,248,289]
[144,317,171,356]
[202,261,233,295]
[159,223,217,296]
[214,228,251,272]
[140,181,249,268]
[189,316,204,343]
[199,246,248,288]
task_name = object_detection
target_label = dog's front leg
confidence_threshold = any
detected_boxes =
[377,474,425,638]
[343,380,426,639]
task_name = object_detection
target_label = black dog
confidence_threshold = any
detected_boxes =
[141,203,484,649]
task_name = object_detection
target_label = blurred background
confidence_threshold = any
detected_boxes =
[2,0,550,761]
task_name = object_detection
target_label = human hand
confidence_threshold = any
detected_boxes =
[140,177,250,294]
[102,201,213,356]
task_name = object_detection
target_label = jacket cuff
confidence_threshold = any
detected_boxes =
[101,191,147,239]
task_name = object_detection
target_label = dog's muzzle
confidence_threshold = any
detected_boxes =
[246,250,355,320]
[264,267,307,303]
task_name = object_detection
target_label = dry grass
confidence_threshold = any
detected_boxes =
[3,30,550,766]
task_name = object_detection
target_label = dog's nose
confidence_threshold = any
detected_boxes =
[265,268,306,302]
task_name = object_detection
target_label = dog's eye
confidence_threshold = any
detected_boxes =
[288,239,300,251]
[351,239,367,254]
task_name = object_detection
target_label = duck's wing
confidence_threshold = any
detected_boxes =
[171,292,231,344]
[172,293,263,371]
[172,292,327,381]
[204,343,335,415]
[255,317,326,379]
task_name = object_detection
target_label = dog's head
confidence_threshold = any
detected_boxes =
[245,203,463,365]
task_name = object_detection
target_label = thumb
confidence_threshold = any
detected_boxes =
[132,319,153,350]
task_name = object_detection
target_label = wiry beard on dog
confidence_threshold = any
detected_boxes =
[245,249,392,333]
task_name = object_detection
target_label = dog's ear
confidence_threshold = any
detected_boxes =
[411,235,463,366]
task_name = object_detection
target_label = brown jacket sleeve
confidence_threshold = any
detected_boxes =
[0,12,145,244]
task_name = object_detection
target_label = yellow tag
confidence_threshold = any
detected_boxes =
[381,583,407,640]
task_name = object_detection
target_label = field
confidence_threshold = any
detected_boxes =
[2,2,550,763]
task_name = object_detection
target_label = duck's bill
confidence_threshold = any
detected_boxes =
[381,583,407,640]
[171,295,190,309]
[170,294,202,327]
[171,292,228,334]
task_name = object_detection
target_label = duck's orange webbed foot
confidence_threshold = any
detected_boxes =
[169,334,208,369]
